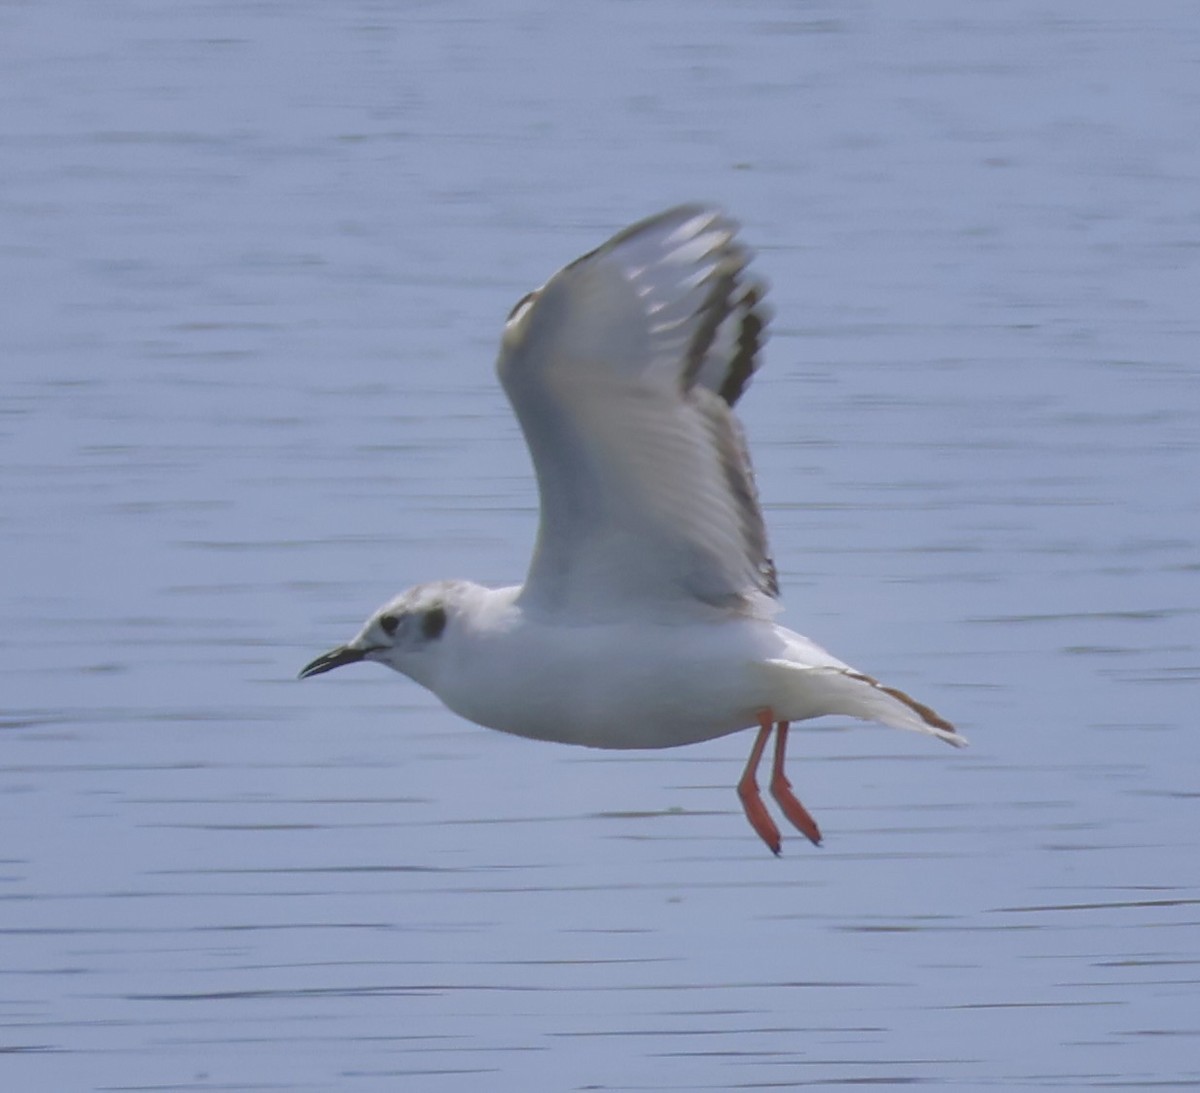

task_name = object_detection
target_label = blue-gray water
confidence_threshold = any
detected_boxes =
[3,2,1199,1089]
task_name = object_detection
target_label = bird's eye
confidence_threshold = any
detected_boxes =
[379,614,400,636]
[421,606,447,640]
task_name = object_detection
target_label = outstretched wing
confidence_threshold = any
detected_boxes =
[497,205,777,621]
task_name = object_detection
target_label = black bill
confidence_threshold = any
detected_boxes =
[298,645,366,679]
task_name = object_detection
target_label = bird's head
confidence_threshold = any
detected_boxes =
[298,580,467,687]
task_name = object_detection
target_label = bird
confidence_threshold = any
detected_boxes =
[299,204,965,854]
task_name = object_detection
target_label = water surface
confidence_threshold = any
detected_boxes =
[3,2,1198,1089]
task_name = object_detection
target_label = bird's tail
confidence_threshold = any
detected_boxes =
[761,659,966,746]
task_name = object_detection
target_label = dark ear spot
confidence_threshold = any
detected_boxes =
[421,605,447,640]
[379,614,400,636]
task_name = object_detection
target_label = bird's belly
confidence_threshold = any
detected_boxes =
[434,618,771,749]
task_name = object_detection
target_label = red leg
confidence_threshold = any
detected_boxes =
[737,711,782,855]
[769,721,822,846]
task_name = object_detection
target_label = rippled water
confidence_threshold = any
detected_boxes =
[3,2,1199,1089]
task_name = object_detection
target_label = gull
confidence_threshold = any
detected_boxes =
[299,205,964,854]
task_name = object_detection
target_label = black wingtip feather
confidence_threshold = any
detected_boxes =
[718,284,766,407]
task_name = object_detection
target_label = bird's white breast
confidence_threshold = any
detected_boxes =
[426,589,785,749]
